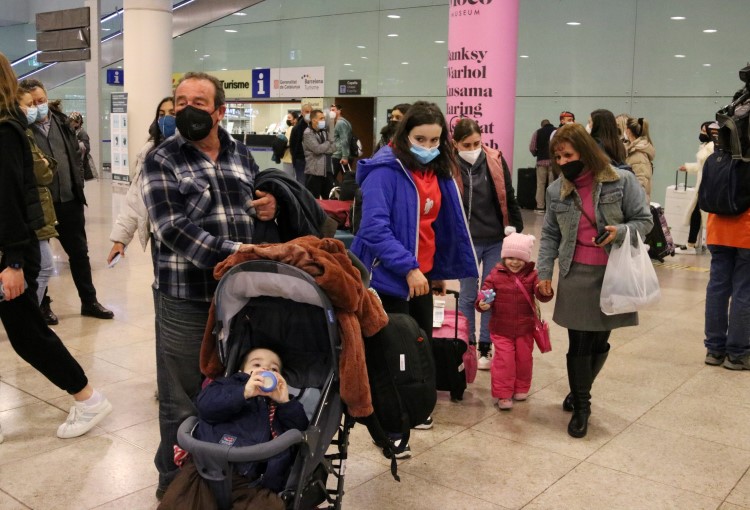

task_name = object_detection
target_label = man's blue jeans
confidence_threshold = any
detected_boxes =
[458,239,503,347]
[705,245,750,357]
[153,289,211,488]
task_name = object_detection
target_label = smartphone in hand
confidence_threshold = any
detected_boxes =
[595,228,609,245]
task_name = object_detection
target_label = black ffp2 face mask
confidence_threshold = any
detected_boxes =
[560,160,586,181]
[699,133,710,143]
[176,105,217,142]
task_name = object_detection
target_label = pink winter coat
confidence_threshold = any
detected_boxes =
[475,262,553,338]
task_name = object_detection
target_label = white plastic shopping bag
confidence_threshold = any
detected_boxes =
[600,226,661,315]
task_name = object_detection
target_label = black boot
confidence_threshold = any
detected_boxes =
[563,347,609,412]
[40,295,59,325]
[567,354,593,438]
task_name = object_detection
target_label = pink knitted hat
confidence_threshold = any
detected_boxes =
[501,233,535,263]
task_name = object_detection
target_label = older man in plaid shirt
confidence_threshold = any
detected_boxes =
[142,71,278,499]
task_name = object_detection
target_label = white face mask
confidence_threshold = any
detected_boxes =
[458,147,482,165]
[329,110,337,120]
[303,113,311,122]
[585,124,592,134]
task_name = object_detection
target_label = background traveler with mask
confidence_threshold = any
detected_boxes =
[676,121,717,255]
[452,118,524,370]
[141,72,278,499]
[351,101,478,458]
[108,97,175,265]
[19,78,114,321]
[537,123,651,439]
[375,103,410,153]
[302,108,335,198]
[290,103,311,184]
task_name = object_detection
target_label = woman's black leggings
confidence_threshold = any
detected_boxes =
[687,204,701,244]
[567,329,612,356]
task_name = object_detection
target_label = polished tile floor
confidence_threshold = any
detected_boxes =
[0,178,748,510]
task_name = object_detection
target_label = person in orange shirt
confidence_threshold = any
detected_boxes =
[704,205,750,370]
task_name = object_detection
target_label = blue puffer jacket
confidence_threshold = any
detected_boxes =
[351,146,478,299]
[195,373,309,492]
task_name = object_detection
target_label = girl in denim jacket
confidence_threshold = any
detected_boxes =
[537,123,652,439]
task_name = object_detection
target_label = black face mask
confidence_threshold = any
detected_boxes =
[699,133,710,143]
[176,105,216,142]
[286,119,293,127]
[560,160,586,181]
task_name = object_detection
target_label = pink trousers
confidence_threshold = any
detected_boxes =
[490,333,534,399]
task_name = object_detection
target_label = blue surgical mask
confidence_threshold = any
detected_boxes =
[25,106,38,125]
[317,120,326,130]
[36,102,48,120]
[409,138,440,165]
[158,115,176,138]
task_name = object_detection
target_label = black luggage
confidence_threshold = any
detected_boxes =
[430,290,468,402]
[645,204,675,262]
[339,171,358,201]
[516,167,537,209]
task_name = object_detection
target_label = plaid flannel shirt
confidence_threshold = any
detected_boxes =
[142,128,259,301]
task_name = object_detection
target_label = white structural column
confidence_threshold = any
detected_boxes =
[84,0,101,172]
[123,0,172,175]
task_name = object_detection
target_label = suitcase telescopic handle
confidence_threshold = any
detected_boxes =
[675,168,688,191]
[433,288,461,339]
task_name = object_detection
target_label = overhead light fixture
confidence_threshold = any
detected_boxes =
[100,9,123,23]
[344,63,352,66]
[387,14,400,19]
[117,65,122,69]
[361,56,368,59]
[566,22,581,26]
[225,29,237,33]
[27,39,36,42]
[203,54,210,57]
[703,63,712,67]
[387,33,398,37]
[233,12,247,16]
[221,68,228,71]
[674,54,686,58]
[520,55,529,58]
[102,31,122,43]
[102,28,110,31]
[401,62,409,65]
[670,16,686,20]
[434,40,445,44]
[703,29,717,33]
[173,0,196,10]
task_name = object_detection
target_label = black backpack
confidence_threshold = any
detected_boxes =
[698,150,750,215]
[349,133,362,159]
[358,313,436,480]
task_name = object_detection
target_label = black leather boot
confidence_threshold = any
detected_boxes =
[567,354,593,438]
[40,295,59,325]
[563,347,609,412]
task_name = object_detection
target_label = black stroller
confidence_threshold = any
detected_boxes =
[177,260,354,510]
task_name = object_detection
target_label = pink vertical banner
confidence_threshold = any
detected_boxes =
[447,0,520,170]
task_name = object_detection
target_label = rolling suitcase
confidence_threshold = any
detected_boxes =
[663,170,694,247]
[515,167,537,210]
[645,203,675,262]
[431,290,475,401]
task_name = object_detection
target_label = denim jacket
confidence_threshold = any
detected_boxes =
[537,165,653,281]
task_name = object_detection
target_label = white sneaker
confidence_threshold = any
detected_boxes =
[57,398,113,439]
[478,354,492,370]
[413,416,433,430]
[675,246,697,255]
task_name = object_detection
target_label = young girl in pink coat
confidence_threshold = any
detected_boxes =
[476,233,553,410]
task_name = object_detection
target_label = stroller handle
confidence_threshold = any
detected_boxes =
[178,416,306,463]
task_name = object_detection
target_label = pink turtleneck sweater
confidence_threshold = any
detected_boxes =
[573,171,609,266]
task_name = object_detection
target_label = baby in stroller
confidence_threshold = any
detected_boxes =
[159,345,309,510]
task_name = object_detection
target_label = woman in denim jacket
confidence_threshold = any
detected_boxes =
[537,123,652,439]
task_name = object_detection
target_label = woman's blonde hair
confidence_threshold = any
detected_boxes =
[626,116,652,144]
[0,52,18,121]
[550,123,612,178]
